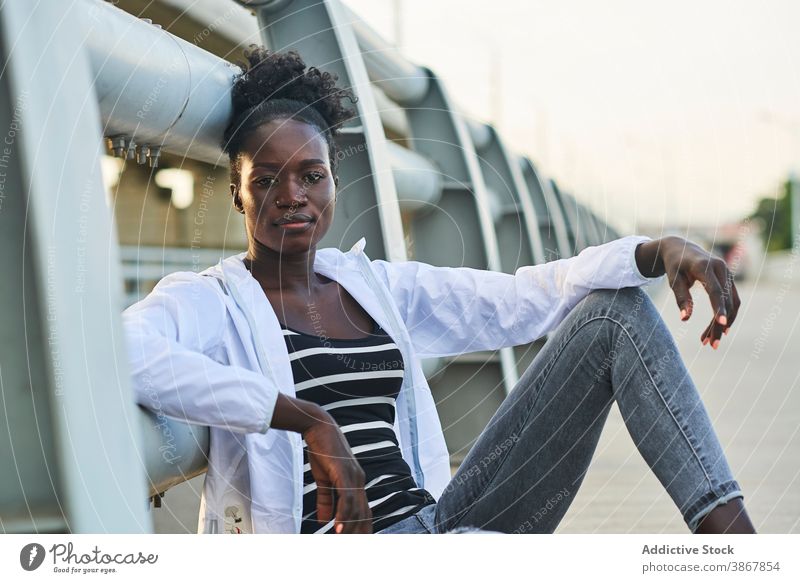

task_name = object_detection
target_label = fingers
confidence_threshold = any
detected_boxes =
[331,462,370,533]
[305,423,372,533]
[316,479,334,524]
[702,268,727,325]
[691,257,730,348]
[314,469,369,533]
[701,316,727,349]
[670,272,694,320]
[699,259,741,349]
[355,491,373,533]
[717,263,741,333]
[669,243,743,350]
[334,482,372,533]
[334,486,354,533]
[714,261,736,326]
[700,319,717,348]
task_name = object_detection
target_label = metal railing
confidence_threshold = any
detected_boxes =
[0,0,625,531]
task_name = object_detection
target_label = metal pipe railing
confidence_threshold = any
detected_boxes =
[387,141,443,212]
[465,117,493,151]
[372,84,411,137]
[138,411,209,497]
[343,5,430,106]
[84,0,438,197]
[85,0,239,167]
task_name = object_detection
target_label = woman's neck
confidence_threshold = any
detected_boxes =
[244,240,320,293]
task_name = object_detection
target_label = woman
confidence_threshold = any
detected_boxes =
[124,46,755,535]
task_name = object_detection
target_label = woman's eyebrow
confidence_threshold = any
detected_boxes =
[252,158,326,169]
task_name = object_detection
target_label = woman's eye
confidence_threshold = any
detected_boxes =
[256,176,277,187]
[304,172,324,184]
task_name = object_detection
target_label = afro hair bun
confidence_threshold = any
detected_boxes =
[230,45,357,135]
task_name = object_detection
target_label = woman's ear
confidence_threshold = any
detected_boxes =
[230,183,245,214]
[333,174,339,188]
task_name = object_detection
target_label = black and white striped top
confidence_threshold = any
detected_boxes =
[281,320,435,534]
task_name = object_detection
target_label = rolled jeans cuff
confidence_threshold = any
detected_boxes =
[685,480,744,532]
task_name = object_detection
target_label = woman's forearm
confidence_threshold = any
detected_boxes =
[269,393,332,434]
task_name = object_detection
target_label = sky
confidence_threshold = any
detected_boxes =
[344,0,800,233]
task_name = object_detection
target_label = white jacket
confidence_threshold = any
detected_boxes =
[122,235,658,534]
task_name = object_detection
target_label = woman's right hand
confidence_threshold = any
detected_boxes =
[269,394,372,533]
[302,416,373,533]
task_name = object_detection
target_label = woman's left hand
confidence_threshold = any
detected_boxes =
[635,236,740,349]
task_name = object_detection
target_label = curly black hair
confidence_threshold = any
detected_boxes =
[221,45,358,188]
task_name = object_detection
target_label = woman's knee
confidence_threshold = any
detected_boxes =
[538,287,670,384]
[578,287,660,328]
[563,288,672,358]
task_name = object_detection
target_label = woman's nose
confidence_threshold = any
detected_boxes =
[274,180,308,208]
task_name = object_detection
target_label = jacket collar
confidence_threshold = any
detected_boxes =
[203,237,393,339]
[206,237,366,287]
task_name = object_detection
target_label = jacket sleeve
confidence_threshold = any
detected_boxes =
[122,271,278,434]
[370,235,663,358]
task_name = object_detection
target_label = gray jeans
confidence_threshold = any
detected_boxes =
[378,287,743,534]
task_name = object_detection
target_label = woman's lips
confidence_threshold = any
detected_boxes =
[277,219,314,231]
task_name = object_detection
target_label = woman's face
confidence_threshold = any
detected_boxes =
[233,118,336,256]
